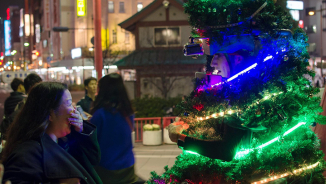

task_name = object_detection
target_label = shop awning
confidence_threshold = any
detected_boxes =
[114,48,206,68]
[49,58,94,68]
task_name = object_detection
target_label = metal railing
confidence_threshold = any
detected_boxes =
[134,116,177,142]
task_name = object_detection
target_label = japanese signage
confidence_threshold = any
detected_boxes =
[44,0,51,31]
[35,24,41,43]
[77,0,87,17]
[71,48,82,59]
[4,20,11,56]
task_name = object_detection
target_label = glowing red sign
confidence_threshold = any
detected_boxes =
[7,8,10,20]
[299,20,304,29]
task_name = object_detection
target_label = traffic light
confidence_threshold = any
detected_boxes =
[35,51,40,56]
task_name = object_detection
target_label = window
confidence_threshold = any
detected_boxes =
[305,25,317,34]
[137,2,143,12]
[125,31,130,44]
[119,2,125,13]
[154,27,180,46]
[108,1,114,13]
[112,30,117,44]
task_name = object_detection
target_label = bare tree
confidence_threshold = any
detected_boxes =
[137,28,189,99]
[146,75,183,99]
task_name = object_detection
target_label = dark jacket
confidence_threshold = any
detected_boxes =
[3,122,102,184]
[77,95,93,113]
[4,92,25,117]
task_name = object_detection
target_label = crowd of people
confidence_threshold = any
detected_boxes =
[0,73,141,184]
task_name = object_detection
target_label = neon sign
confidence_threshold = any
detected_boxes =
[77,0,86,17]
[4,20,11,56]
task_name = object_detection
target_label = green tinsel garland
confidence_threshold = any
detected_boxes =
[147,0,326,183]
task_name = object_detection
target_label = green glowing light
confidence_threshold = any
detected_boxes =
[283,122,306,136]
[182,122,306,160]
[185,150,199,155]
[24,43,29,47]
[234,122,306,159]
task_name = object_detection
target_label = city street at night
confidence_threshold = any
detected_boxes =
[2,0,326,183]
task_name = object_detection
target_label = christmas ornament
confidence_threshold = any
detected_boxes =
[256,108,262,117]
[193,103,204,111]
[283,55,289,61]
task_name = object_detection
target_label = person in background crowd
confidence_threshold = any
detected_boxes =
[23,73,43,95]
[2,82,102,184]
[90,73,138,184]
[1,74,43,141]
[77,77,97,114]
[3,78,25,117]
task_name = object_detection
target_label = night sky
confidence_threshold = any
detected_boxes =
[0,0,25,19]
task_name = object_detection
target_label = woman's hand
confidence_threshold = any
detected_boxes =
[0,164,11,184]
[167,121,189,142]
[69,108,83,133]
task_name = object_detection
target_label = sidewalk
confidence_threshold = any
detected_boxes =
[133,143,182,181]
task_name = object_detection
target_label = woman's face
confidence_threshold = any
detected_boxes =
[48,90,74,138]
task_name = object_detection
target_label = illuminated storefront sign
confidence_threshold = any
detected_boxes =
[299,20,304,29]
[287,1,303,10]
[77,0,86,17]
[71,48,82,59]
[4,20,11,56]
[35,24,41,43]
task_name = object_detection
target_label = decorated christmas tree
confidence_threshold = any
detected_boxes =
[147,0,326,183]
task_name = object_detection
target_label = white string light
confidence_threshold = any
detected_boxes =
[251,162,320,184]
[194,91,283,122]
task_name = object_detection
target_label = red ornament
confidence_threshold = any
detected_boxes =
[193,103,204,111]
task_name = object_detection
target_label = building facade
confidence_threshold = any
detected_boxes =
[117,0,206,99]
[9,0,154,85]
[302,0,326,79]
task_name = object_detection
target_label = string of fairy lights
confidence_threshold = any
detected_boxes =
[194,91,283,122]
[184,122,321,183]
[251,162,320,184]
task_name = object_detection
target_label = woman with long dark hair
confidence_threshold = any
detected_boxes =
[2,82,102,184]
[90,73,137,184]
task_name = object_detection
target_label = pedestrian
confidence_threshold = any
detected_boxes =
[1,74,42,141]
[24,73,43,95]
[3,78,25,117]
[2,82,102,184]
[77,77,97,114]
[90,73,138,184]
